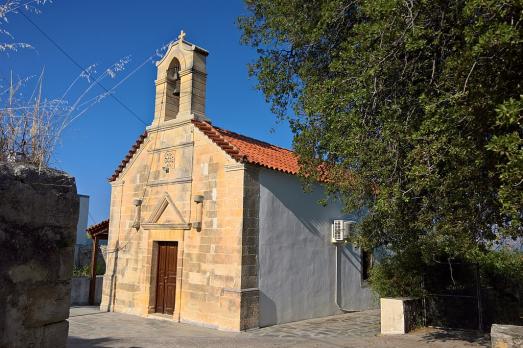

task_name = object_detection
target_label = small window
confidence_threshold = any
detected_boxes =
[361,249,373,283]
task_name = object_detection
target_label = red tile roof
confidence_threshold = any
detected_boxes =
[86,219,109,239]
[109,131,148,182]
[192,120,299,175]
[109,121,299,182]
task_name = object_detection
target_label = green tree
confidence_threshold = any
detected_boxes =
[239,0,522,294]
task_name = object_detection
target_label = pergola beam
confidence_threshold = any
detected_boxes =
[86,219,109,306]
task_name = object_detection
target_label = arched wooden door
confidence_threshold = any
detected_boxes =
[155,242,178,315]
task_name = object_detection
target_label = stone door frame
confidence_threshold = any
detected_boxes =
[144,229,185,321]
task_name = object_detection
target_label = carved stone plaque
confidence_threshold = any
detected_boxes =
[163,151,175,173]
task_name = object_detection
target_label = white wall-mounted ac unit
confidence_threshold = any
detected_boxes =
[331,220,355,244]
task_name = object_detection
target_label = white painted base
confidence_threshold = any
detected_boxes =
[380,297,419,335]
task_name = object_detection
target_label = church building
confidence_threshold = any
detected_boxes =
[100,32,376,331]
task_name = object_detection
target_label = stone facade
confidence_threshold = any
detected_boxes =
[101,34,259,331]
[100,118,259,330]
[0,163,78,348]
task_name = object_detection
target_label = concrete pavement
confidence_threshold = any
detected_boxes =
[67,306,489,348]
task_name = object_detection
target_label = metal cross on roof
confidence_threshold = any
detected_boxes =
[178,30,186,42]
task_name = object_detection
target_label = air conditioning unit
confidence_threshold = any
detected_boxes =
[331,220,355,244]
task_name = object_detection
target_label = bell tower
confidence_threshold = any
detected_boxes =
[152,31,209,125]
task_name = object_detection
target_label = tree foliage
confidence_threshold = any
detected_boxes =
[239,0,522,279]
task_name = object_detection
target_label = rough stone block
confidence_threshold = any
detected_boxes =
[42,321,69,348]
[491,324,523,348]
[0,163,78,348]
[25,283,71,327]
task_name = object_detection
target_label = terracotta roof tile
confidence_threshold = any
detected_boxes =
[86,219,109,238]
[192,120,299,174]
[109,121,300,183]
[108,131,147,182]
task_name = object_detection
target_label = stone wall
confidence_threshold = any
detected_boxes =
[101,120,195,317]
[182,123,247,330]
[239,165,260,330]
[491,324,523,348]
[101,121,257,331]
[0,163,78,348]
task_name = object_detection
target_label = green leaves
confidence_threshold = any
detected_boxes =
[240,0,522,294]
[487,96,523,236]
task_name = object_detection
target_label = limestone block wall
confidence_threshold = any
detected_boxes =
[0,163,78,348]
[153,39,208,125]
[182,126,247,330]
[239,165,260,330]
[101,121,259,331]
[101,121,194,316]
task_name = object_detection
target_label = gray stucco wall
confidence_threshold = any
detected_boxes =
[73,195,90,267]
[76,194,90,245]
[258,168,377,327]
[70,276,103,305]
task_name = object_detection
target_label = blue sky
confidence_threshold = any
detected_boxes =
[1,0,293,225]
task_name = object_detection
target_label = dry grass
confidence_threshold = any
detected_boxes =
[0,1,168,168]
[0,58,133,168]
[1,72,54,166]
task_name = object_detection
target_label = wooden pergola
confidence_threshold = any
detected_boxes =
[86,219,109,305]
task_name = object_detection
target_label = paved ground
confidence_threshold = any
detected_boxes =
[68,306,490,348]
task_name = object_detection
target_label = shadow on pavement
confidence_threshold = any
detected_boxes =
[417,328,490,347]
[69,312,107,318]
[67,336,129,348]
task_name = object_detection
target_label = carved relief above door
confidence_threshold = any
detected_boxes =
[141,192,190,230]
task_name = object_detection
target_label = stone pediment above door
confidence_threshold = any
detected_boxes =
[141,192,190,230]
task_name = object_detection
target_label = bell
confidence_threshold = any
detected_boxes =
[167,70,179,83]
[172,84,180,97]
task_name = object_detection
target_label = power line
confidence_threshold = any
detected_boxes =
[20,12,147,126]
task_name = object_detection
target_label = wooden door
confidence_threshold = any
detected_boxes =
[155,242,178,315]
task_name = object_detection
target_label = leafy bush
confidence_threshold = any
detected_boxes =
[370,249,522,297]
[369,250,424,298]
[72,263,105,277]
[370,248,522,327]
[72,265,90,277]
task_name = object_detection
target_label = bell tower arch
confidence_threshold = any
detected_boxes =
[153,31,209,125]
[163,58,181,121]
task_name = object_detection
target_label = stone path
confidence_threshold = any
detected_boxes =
[68,306,490,348]
[247,310,380,339]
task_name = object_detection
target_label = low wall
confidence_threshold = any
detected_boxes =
[71,276,103,305]
[0,163,78,348]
